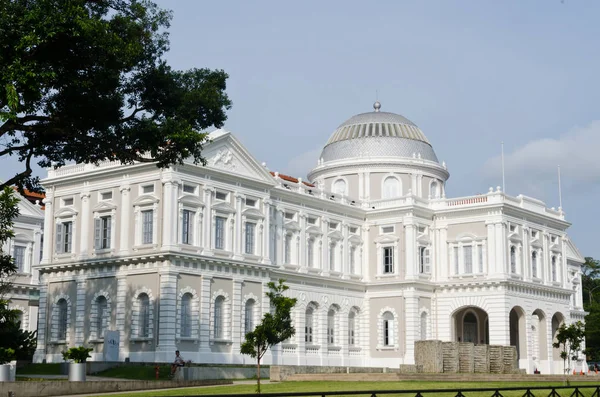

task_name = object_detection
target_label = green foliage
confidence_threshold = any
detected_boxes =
[0,347,15,365]
[552,321,585,374]
[582,256,600,360]
[241,279,297,393]
[16,363,61,375]
[0,0,231,192]
[62,346,93,363]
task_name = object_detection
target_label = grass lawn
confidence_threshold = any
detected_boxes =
[16,363,62,375]
[85,380,600,397]
[95,365,173,380]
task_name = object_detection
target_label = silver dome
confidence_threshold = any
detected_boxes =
[320,103,439,163]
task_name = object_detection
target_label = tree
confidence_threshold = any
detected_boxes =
[0,0,231,192]
[553,321,586,374]
[241,279,297,393]
[582,257,600,361]
[582,257,600,306]
[0,187,36,363]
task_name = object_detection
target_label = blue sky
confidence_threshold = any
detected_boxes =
[3,1,599,259]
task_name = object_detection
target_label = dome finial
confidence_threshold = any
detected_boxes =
[373,101,381,112]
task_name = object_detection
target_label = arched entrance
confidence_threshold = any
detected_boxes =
[453,307,489,344]
[532,309,547,361]
[551,312,565,361]
[509,306,526,360]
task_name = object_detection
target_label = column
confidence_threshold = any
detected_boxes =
[416,174,423,197]
[41,195,53,264]
[542,233,549,283]
[276,207,284,266]
[405,221,417,280]
[299,212,307,268]
[156,269,178,359]
[119,185,131,254]
[232,280,243,349]
[233,194,244,260]
[494,223,505,276]
[433,228,440,281]
[202,187,214,254]
[342,223,349,276]
[321,218,329,275]
[161,180,177,250]
[33,282,48,363]
[404,291,419,364]
[115,274,128,359]
[364,172,371,201]
[361,225,370,281]
[80,192,90,257]
[199,276,212,353]
[439,227,448,280]
[262,200,271,264]
[410,173,417,195]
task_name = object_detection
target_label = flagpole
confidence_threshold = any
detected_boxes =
[501,142,505,193]
[558,165,563,210]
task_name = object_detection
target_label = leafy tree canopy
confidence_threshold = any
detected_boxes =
[0,0,231,191]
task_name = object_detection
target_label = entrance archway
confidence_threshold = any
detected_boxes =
[509,306,526,359]
[532,309,547,361]
[452,307,489,344]
[551,312,565,361]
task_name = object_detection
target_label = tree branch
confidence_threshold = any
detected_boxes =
[121,107,145,122]
[0,150,34,190]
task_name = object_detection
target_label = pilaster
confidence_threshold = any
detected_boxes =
[33,282,48,362]
[156,268,178,357]
[262,200,271,264]
[79,192,90,257]
[299,212,307,268]
[232,280,243,349]
[74,278,87,345]
[202,187,214,254]
[119,185,131,254]
[161,179,178,250]
[199,276,212,353]
[115,274,128,358]
[405,221,417,280]
[41,195,53,264]
[404,291,419,364]
[233,193,244,260]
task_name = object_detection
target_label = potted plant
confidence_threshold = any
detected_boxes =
[0,347,15,381]
[62,346,93,381]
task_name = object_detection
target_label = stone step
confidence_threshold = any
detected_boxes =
[285,372,600,383]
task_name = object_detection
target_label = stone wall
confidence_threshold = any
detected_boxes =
[270,365,397,382]
[415,341,519,374]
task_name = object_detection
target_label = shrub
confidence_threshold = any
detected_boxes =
[62,346,93,363]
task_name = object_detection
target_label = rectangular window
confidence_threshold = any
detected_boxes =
[94,216,112,249]
[183,184,195,194]
[464,246,473,274]
[419,247,430,274]
[284,212,295,220]
[383,247,394,274]
[245,223,255,254]
[62,198,74,207]
[13,246,25,272]
[215,216,225,249]
[305,312,313,343]
[329,244,336,270]
[245,198,257,207]
[382,226,394,234]
[182,210,192,245]
[349,226,358,234]
[215,191,228,201]
[307,240,314,267]
[329,222,339,230]
[142,185,154,194]
[100,191,112,201]
[55,221,73,254]
[142,210,153,244]
[284,234,291,264]
[307,217,317,225]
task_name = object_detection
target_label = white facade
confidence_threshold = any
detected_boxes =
[4,190,44,333]
[32,103,586,373]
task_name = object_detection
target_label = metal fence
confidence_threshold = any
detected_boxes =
[174,385,600,397]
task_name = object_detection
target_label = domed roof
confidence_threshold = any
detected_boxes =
[320,102,439,163]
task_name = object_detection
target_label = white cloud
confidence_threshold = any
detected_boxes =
[482,121,600,196]
[281,146,322,180]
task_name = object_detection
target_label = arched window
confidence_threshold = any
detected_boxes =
[348,311,356,346]
[305,307,314,343]
[332,179,347,196]
[420,312,428,340]
[244,299,255,335]
[96,296,108,339]
[532,251,538,278]
[214,296,224,339]
[382,311,394,346]
[57,298,68,340]
[463,312,478,343]
[180,293,192,337]
[430,181,439,199]
[551,256,557,282]
[327,309,335,345]
[382,177,400,199]
[307,238,314,267]
[138,293,150,338]
[510,246,517,274]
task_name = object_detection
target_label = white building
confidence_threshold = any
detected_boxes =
[32,102,586,374]
[4,189,44,334]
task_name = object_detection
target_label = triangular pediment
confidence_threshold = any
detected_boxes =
[242,207,263,219]
[508,232,522,242]
[565,238,585,263]
[198,130,277,185]
[212,201,235,213]
[374,234,400,244]
[15,192,43,218]
[92,201,117,212]
[178,194,204,207]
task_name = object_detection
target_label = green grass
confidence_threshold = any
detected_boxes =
[16,363,62,375]
[85,380,600,397]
